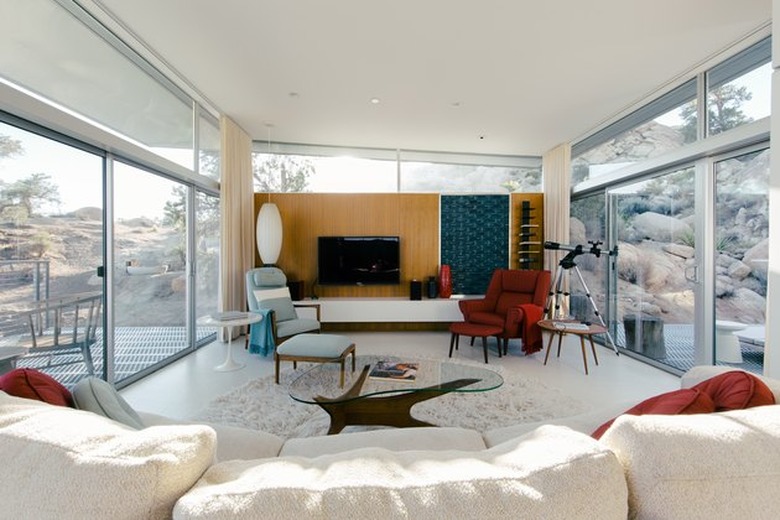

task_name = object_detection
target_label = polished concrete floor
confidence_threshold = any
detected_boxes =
[120,330,681,421]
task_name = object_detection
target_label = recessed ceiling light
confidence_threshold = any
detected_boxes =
[370,97,381,105]
[288,92,300,98]
[450,101,462,108]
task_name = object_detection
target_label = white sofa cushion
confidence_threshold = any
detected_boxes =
[138,410,284,461]
[0,391,215,520]
[280,426,486,457]
[600,404,780,520]
[482,400,634,447]
[174,425,627,520]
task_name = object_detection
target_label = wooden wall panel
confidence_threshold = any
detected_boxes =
[399,194,440,284]
[255,193,440,298]
[254,192,543,298]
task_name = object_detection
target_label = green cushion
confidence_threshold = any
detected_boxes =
[72,377,144,429]
[277,334,353,358]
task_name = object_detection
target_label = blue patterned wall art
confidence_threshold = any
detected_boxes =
[441,195,509,294]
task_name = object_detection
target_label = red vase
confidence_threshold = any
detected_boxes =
[438,264,452,298]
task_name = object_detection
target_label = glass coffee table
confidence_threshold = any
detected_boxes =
[288,355,503,434]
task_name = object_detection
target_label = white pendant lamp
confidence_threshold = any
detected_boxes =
[256,202,283,265]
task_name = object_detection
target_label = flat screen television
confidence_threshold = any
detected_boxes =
[318,236,400,285]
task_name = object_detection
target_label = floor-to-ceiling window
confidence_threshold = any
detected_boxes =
[195,190,220,339]
[0,120,104,385]
[112,163,190,383]
[570,35,771,375]
[0,0,222,387]
[609,167,697,372]
[713,147,769,372]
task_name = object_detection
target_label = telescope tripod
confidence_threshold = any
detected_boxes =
[545,257,620,356]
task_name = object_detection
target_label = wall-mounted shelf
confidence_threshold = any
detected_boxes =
[514,196,544,270]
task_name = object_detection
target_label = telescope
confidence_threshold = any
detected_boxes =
[543,240,617,258]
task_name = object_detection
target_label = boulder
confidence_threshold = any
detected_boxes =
[727,260,751,281]
[715,275,735,298]
[569,217,587,245]
[631,212,692,243]
[171,275,187,293]
[69,207,102,221]
[742,238,768,281]
[122,217,156,228]
[663,243,694,259]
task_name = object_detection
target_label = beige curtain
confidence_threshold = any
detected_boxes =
[542,143,571,316]
[219,116,254,337]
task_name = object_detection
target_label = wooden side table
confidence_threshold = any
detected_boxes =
[538,320,607,375]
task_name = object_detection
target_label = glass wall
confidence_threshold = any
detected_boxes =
[571,80,697,187]
[0,0,222,387]
[251,147,543,194]
[713,148,769,372]
[252,152,398,193]
[112,163,189,383]
[199,114,221,181]
[569,194,607,323]
[609,168,697,372]
[195,190,220,340]
[0,0,195,169]
[572,36,771,192]
[400,162,541,193]
[0,120,104,386]
[570,36,771,375]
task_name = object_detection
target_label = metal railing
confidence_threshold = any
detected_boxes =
[0,260,51,338]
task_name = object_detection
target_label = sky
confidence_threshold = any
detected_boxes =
[0,122,181,220]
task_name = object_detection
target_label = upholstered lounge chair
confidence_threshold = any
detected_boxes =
[458,269,551,355]
[245,267,321,355]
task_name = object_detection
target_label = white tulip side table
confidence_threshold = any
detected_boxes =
[197,312,263,372]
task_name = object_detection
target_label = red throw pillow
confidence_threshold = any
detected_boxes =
[0,368,74,407]
[691,370,776,411]
[591,388,715,440]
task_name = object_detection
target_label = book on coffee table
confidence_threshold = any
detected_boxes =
[552,321,590,331]
[369,360,419,382]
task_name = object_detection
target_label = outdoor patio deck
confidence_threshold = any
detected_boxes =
[15,327,216,387]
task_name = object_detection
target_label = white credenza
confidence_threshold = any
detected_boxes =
[294,297,470,323]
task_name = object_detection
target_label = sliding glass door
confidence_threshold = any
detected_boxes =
[607,167,698,372]
[712,148,768,373]
[0,121,104,385]
[112,162,190,384]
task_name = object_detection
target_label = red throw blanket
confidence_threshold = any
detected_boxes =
[518,304,544,354]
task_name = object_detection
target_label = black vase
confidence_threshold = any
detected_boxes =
[427,276,438,299]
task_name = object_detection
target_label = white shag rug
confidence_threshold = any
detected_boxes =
[194,357,590,439]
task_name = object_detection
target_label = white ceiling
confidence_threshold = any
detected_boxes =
[91,0,771,157]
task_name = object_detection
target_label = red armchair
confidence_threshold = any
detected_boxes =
[458,269,551,355]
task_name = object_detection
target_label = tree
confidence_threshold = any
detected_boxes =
[253,154,313,192]
[0,172,61,217]
[163,185,187,229]
[680,84,753,141]
[0,135,23,159]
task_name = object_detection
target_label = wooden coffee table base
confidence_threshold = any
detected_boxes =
[314,364,481,434]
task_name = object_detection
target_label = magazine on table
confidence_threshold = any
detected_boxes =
[369,360,419,382]
[552,321,590,331]
[210,311,247,321]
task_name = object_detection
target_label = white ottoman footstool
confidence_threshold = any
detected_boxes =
[274,333,356,387]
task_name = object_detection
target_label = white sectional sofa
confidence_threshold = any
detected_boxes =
[1,365,779,519]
